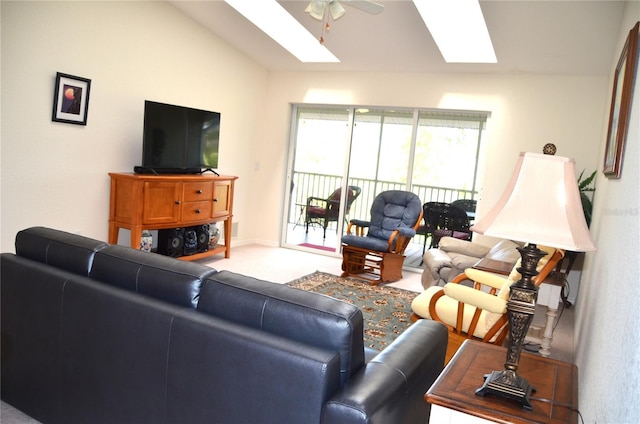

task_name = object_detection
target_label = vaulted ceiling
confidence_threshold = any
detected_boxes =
[169,1,627,76]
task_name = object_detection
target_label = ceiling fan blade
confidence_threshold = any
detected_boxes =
[341,0,384,15]
[305,0,326,20]
[329,1,346,20]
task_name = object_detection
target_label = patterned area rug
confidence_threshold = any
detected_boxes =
[287,271,417,351]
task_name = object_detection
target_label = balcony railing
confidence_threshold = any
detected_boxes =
[289,172,477,229]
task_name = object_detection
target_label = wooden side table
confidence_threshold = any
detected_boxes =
[425,340,578,424]
[472,257,515,275]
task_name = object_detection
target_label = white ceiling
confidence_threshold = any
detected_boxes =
[169,0,627,76]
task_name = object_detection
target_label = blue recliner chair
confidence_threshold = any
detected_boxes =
[341,190,423,285]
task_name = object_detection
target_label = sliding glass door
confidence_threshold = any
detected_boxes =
[284,107,352,252]
[282,105,487,265]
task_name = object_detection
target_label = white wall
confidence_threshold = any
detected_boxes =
[574,4,640,422]
[0,0,268,251]
[257,72,607,245]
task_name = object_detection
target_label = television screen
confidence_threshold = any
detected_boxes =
[140,101,220,173]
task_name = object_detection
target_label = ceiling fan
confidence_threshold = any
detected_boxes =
[305,0,384,21]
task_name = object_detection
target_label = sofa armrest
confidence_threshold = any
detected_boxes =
[449,254,485,274]
[322,320,447,424]
[438,236,491,258]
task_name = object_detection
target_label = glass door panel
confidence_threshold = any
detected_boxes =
[347,109,414,220]
[411,112,483,203]
[284,107,351,252]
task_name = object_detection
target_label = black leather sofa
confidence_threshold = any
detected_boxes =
[1,227,447,424]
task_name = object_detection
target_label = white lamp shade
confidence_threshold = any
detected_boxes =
[472,152,596,252]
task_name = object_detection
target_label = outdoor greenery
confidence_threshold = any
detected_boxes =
[293,107,482,191]
[578,169,596,227]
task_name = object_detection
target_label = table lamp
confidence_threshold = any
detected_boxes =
[471,151,596,409]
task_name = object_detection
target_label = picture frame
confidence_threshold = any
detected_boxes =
[52,72,91,125]
[603,22,639,179]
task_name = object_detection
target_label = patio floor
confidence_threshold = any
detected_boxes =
[284,223,428,271]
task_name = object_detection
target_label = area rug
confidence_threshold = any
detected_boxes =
[287,271,416,351]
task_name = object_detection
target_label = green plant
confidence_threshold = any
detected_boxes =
[578,169,596,227]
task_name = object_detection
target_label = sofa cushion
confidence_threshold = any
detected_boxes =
[14,226,108,276]
[59,277,177,424]
[367,191,422,242]
[90,245,217,308]
[341,234,390,252]
[1,254,71,423]
[422,248,452,283]
[197,270,365,385]
[166,311,341,424]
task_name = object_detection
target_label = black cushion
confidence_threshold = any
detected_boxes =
[1,254,76,423]
[59,276,341,424]
[198,270,365,385]
[165,312,341,424]
[90,245,217,308]
[14,226,108,276]
[59,277,177,424]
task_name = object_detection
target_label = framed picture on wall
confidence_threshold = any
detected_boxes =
[51,72,91,125]
[603,21,639,179]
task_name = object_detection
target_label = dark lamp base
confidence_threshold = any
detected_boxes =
[474,243,547,411]
[476,370,536,410]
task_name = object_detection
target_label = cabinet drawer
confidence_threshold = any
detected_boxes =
[181,200,212,222]
[183,181,213,202]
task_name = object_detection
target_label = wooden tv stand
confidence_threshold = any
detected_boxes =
[108,172,238,261]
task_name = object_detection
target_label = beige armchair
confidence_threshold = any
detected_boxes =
[412,245,564,363]
[421,236,522,289]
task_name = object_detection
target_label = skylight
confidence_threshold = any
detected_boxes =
[413,0,497,63]
[224,0,339,63]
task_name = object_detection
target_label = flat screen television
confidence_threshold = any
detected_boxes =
[135,100,220,174]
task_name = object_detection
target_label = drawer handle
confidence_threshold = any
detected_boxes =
[175,200,181,205]
[196,189,203,194]
[214,198,218,202]
[195,209,201,214]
